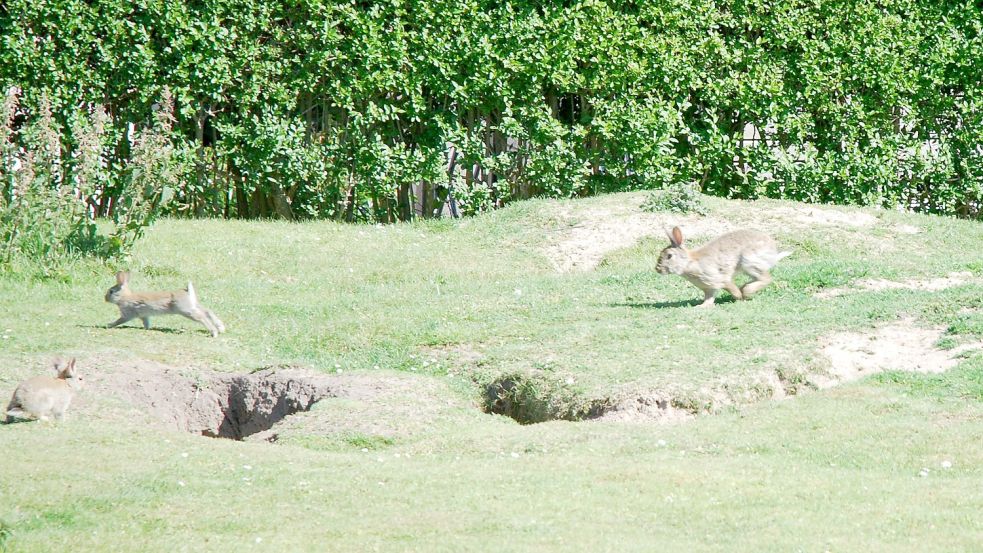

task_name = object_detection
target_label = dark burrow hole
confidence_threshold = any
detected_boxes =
[483,373,610,425]
[200,371,331,440]
[109,367,338,441]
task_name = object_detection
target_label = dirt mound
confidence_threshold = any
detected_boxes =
[80,358,469,442]
[590,391,694,424]
[83,361,335,439]
[602,320,981,422]
[540,196,890,274]
[472,318,981,426]
[543,202,732,273]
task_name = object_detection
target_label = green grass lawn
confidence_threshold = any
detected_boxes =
[1,192,982,551]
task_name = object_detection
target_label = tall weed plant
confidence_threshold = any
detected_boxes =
[0,87,182,275]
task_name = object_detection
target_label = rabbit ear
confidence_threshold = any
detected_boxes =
[60,358,77,378]
[667,227,684,247]
[115,271,129,285]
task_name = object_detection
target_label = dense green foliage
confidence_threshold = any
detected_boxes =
[1,0,981,225]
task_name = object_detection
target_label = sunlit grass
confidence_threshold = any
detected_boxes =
[1,192,982,551]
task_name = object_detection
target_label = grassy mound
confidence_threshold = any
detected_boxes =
[1,192,982,551]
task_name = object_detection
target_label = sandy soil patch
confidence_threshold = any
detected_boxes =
[595,318,982,424]
[815,318,982,388]
[542,197,888,274]
[543,202,733,273]
[816,271,981,299]
[593,390,694,423]
[594,362,803,424]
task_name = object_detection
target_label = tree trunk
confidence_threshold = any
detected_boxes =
[194,104,207,217]
[418,180,431,218]
[442,146,460,218]
[343,173,357,222]
[232,163,249,218]
[271,182,294,220]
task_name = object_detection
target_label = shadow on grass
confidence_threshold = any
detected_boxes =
[77,324,196,335]
[612,296,739,309]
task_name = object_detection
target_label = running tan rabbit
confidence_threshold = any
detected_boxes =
[6,358,84,422]
[105,271,226,337]
[656,227,791,307]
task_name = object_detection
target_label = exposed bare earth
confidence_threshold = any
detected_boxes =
[816,318,983,387]
[816,271,982,299]
[542,203,733,273]
[542,197,893,273]
[593,390,695,423]
[595,319,981,424]
[21,316,983,434]
[14,199,974,435]
[77,355,474,441]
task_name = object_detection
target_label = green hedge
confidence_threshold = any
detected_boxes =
[2,0,981,222]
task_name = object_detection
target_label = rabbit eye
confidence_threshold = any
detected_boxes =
[667,253,673,259]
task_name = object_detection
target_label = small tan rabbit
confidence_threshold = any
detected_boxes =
[656,226,791,307]
[6,358,84,422]
[105,271,226,337]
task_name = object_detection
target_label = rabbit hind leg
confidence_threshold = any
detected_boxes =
[183,308,219,337]
[203,308,225,333]
[740,270,773,298]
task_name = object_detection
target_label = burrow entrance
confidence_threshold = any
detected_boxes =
[481,319,983,424]
[483,373,611,424]
[202,370,333,439]
[94,365,335,440]
[482,370,797,425]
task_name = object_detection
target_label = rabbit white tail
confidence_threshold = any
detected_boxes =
[6,407,27,420]
[187,281,198,305]
[751,249,793,271]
